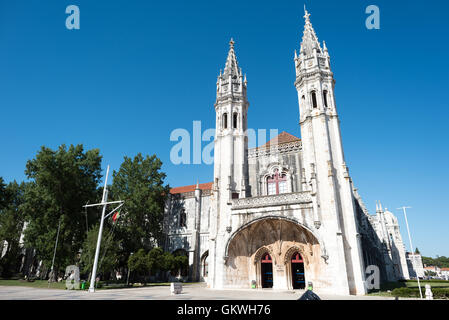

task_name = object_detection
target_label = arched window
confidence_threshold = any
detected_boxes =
[179,208,186,228]
[267,169,287,195]
[233,113,238,129]
[323,90,328,108]
[301,95,306,109]
[201,252,209,278]
[311,91,318,109]
[223,113,228,129]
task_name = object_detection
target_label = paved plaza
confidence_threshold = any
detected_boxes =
[0,283,411,300]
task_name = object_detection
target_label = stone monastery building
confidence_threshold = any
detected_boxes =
[163,9,410,295]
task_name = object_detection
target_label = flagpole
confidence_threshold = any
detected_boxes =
[82,165,124,293]
[397,206,423,299]
[88,165,110,293]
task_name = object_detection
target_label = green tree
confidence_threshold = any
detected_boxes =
[160,251,175,273]
[422,255,449,268]
[148,247,164,275]
[0,181,26,277]
[127,249,150,283]
[111,153,170,261]
[22,144,103,279]
[173,254,189,277]
[0,177,6,210]
[415,247,420,254]
[79,223,120,281]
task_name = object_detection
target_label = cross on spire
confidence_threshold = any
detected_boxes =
[299,6,322,57]
[304,5,311,23]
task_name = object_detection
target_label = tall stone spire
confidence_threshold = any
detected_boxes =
[216,38,247,100]
[300,7,323,57]
[223,38,241,77]
[295,7,367,295]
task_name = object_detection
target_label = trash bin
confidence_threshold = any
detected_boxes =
[307,281,313,291]
[251,280,256,289]
[81,280,86,290]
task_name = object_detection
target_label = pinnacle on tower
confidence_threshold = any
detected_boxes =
[323,40,328,53]
[216,38,247,101]
[223,38,241,77]
[300,7,323,56]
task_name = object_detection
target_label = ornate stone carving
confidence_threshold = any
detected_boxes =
[321,254,329,264]
[231,191,312,210]
[248,140,302,159]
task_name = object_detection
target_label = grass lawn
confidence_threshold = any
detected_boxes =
[0,279,66,290]
[0,279,192,291]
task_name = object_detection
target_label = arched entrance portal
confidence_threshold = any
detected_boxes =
[291,252,305,289]
[224,217,321,289]
[260,253,273,288]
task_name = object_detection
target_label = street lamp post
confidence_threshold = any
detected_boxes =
[48,217,62,288]
[397,206,423,299]
[126,252,133,286]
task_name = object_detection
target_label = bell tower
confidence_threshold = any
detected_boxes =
[208,39,249,289]
[294,8,367,295]
[214,38,249,202]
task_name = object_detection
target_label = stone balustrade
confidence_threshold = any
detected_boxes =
[231,191,312,210]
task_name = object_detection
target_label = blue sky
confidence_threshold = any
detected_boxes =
[1,0,448,257]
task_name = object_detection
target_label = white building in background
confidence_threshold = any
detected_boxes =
[407,252,425,278]
[163,9,410,295]
[440,268,449,280]
[370,203,410,280]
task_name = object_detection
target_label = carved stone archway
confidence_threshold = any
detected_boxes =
[224,217,321,289]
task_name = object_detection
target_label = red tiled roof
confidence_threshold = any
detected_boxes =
[258,131,300,148]
[441,268,449,271]
[170,182,213,194]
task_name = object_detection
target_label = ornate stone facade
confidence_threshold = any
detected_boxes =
[163,8,410,295]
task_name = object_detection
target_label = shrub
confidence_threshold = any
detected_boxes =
[83,281,103,289]
[391,287,424,298]
[431,288,449,299]
[392,287,449,299]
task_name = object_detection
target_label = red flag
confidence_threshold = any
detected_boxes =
[112,211,120,222]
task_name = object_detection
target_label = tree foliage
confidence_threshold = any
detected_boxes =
[79,223,120,280]
[127,248,188,283]
[111,153,170,259]
[0,177,6,210]
[22,144,103,276]
[422,256,449,268]
[1,149,173,282]
[127,248,150,283]
[0,181,26,276]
